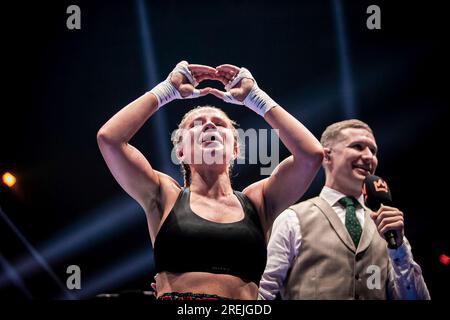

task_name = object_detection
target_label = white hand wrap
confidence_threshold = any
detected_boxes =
[223,67,278,116]
[149,61,200,109]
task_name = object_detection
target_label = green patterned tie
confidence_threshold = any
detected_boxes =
[339,196,362,247]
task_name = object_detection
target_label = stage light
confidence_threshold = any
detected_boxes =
[2,172,16,187]
[332,0,356,118]
[136,0,181,181]
[439,254,450,266]
[0,196,141,290]
[0,206,74,299]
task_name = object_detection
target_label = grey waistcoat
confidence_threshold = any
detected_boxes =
[283,197,389,300]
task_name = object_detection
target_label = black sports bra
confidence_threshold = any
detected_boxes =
[153,188,267,285]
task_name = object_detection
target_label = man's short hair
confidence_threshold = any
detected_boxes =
[320,119,373,148]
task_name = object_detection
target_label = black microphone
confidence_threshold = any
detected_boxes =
[362,175,398,249]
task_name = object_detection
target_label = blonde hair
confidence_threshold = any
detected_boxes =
[171,106,240,187]
[320,119,373,148]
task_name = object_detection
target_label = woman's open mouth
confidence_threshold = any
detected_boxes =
[201,132,222,145]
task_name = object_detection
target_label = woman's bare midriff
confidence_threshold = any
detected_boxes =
[156,271,258,300]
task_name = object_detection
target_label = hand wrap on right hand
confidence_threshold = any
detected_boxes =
[150,61,201,109]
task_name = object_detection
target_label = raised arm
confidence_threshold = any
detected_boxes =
[97,61,215,239]
[210,65,323,231]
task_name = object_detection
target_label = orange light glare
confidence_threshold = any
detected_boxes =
[2,172,16,187]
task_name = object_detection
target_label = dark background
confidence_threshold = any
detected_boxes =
[0,0,448,300]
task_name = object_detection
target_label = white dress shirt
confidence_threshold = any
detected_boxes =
[258,186,431,300]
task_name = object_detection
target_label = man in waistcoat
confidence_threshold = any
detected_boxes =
[258,119,430,300]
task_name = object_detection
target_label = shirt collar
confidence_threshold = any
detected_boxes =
[320,186,365,208]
